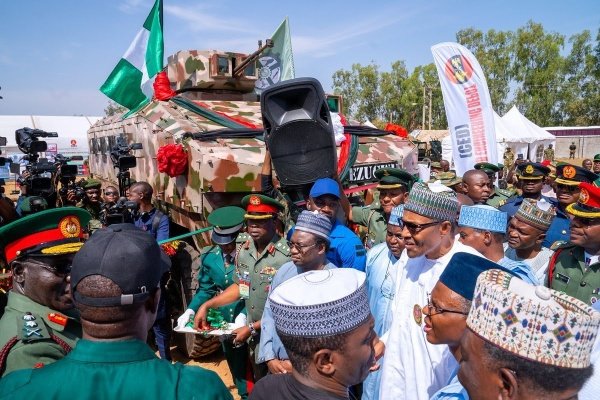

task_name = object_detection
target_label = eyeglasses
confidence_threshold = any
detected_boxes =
[104,191,118,196]
[29,260,72,276]
[424,293,468,317]
[289,241,318,252]
[401,220,440,234]
[555,184,579,193]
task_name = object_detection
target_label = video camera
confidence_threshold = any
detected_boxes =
[109,135,142,196]
[54,154,86,202]
[100,196,139,226]
[15,128,59,198]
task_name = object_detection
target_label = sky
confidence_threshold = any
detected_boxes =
[0,0,598,117]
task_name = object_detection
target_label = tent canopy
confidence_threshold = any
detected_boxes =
[500,106,555,161]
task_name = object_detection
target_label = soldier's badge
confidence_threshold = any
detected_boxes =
[48,312,68,327]
[525,165,534,174]
[382,169,390,176]
[413,304,423,325]
[59,216,81,238]
[249,195,261,205]
[580,188,590,204]
[260,266,277,275]
[563,166,576,179]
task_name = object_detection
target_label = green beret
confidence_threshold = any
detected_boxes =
[82,179,102,190]
[19,196,49,216]
[474,162,501,174]
[374,168,416,190]
[594,154,600,162]
[0,207,92,263]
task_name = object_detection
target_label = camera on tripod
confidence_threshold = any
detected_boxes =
[15,127,59,198]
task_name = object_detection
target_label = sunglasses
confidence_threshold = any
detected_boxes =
[555,184,579,193]
[401,220,440,234]
[104,191,118,196]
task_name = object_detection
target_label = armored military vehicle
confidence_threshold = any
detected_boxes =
[88,47,417,358]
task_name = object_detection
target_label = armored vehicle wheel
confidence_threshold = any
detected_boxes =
[169,240,222,359]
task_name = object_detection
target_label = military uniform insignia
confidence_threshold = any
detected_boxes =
[48,312,68,327]
[382,169,390,176]
[413,304,423,325]
[59,216,81,238]
[563,166,576,179]
[259,266,277,275]
[580,188,590,204]
[249,195,261,205]
[525,165,534,174]
[498,199,506,207]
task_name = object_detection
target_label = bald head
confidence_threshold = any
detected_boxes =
[462,170,492,204]
[463,169,488,183]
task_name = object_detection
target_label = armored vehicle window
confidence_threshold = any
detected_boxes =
[217,56,230,75]
[89,139,96,154]
[100,137,107,154]
[244,62,256,77]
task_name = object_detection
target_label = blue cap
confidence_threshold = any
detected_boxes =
[388,205,404,226]
[309,178,340,199]
[458,205,507,233]
[439,253,512,301]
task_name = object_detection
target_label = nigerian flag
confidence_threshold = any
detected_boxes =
[255,17,295,94]
[100,0,165,111]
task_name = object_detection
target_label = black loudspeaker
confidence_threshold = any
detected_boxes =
[261,77,336,187]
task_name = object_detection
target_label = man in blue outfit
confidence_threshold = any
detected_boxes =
[127,181,171,360]
[305,178,366,271]
[258,210,336,374]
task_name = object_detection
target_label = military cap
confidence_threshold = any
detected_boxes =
[566,182,600,219]
[374,167,416,190]
[594,154,600,162]
[474,162,501,174]
[432,171,462,188]
[241,194,284,219]
[0,207,92,263]
[430,161,443,170]
[208,206,245,245]
[82,179,102,190]
[555,164,598,186]
[517,162,550,180]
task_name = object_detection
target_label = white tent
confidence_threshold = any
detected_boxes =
[500,106,555,162]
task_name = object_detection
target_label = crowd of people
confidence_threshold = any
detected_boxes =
[0,146,600,400]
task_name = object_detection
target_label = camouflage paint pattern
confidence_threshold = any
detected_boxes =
[88,49,416,248]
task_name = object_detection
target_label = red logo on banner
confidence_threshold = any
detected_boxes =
[70,139,77,147]
[444,55,473,84]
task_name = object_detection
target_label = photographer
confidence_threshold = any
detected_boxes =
[0,179,16,226]
[76,179,103,232]
[127,181,171,360]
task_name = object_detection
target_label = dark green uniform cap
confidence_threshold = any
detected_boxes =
[594,154,600,162]
[555,164,599,186]
[82,179,102,190]
[241,194,284,219]
[517,162,550,180]
[207,206,245,245]
[0,207,92,263]
[432,171,462,188]
[19,196,49,215]
[374,168,416,190]
[474,162,501,174]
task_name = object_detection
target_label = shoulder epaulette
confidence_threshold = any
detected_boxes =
[17,312,50,343]
[550,241,573,251]
[236,232,250,243]
[274,239,290,256]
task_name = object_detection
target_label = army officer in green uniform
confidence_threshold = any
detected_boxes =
[0,207,91,377]
[0,224,232,399]
[346,168,416,249]
[547,182,600,305]
[194,194,290,381]
[474,162,516,208]
[76,179,103,232]
[177,206,250,399]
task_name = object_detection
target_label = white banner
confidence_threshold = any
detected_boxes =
[431,42,497,176]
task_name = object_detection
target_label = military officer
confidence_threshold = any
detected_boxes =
[499,162,553,217]
[77,179,103,232]
[193,194,290,381]
[177,206,250,399]
[594,154,600,174]
[547,182,600,305]
[474,162,516,208]
[0,207,91,377]
[503,147,515,177]
[347,168,416,249]
[543,144,555,162]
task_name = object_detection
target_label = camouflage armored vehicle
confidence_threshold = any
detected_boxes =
[88,48,417,357]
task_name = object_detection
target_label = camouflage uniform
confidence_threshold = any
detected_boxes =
[78,201,102,232]
[0,292,81,377]
[486,187,517,208]
[351,202,387,249]
[543,146,555,162]
[234,234,290,379]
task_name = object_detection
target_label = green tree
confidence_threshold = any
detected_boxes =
[104,100,126,117]
[380,60,409,123]
[512,21,565,125]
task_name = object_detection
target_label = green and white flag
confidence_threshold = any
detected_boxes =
[255,17,295,94]
[100,0,165,112]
